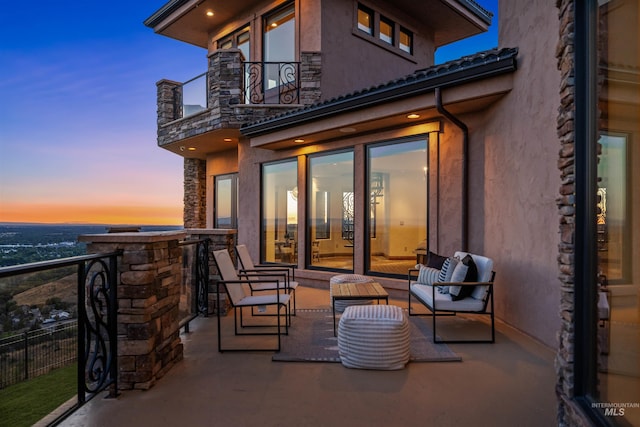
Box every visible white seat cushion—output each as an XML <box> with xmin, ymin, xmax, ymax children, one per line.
<box><xmin>410</xmin><ymin>283</ymin><xmax>485</xmax><ymax>312</ymax></box>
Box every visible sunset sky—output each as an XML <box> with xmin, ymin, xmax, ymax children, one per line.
<box><xmin>0</xmin><ymin>1</ymin><xmax>497</xmax><ymax>226</ymax></box>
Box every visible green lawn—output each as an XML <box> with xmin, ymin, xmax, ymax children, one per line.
<box><xmin>0</xmin><ymin>364</ymin><xmax>77</xmax><ymax>427</ymax></box>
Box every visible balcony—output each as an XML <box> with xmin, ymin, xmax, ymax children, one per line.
<box><xmin>1</xmin><ymin>229</ymin><xmax>557</xmax><ymax>426</ymax></box>
<box><xmin>156</xmin><ymin>50</ymin><xmax>321</xmax><ymax>158</ymax></box>
<box><xmin>55</xmin><ymin>289</ymin><xmax>555</xmax><ymax>427</ymax></box>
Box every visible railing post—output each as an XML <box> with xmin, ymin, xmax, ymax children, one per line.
<box><xmin>23</xmin><ymin>331</ymin><xmax>28</xmax><ymax>381</ymax></box>
<box><xmin>76</xmin><ymin>261</ymin><xmax>87</xmax><ymax>404</ymax></box>
<box><xmin>108</xmin><ymin>254</ymin><xmax>118</xmax><ymax>397</ymax></box>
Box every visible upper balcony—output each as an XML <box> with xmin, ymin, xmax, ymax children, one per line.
<box><xmin>144</xmin><ymin>0</ymin><xmax>491</xmax><ymax>50</ymax></box>
<box><xmin>155</xmin><ymin>49</ymin><xmax>321</xmax><ymax>158</ymax></box>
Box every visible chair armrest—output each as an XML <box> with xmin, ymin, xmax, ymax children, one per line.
<box><xmin>256</xmin><ymin>262</ymin><xmax>296</xmax><ymax>269</ymax></box>
<box><xmin>436</xmin><ymin>281</ymin><xmax>494</xmax><ymax>287</ymax></box>
<box><xmin>253</xmin><ymin>263</ymin><xmax>296</xmax><ymax>279</ymax></box>
<box><xmin>408</xmin><ymin>268</ymin><xmax>419</xmax><ymax>290</ymax></box>
<box><xmin>240</xmin><ymin>268</ymin><xmax>289</xmax><ymax>283</ymax></box>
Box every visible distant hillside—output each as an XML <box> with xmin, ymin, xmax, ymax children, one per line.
<box><xmin>13</xmin><ymin>274</ymin><xmax>78</xmax><ymax>307</ymax></box>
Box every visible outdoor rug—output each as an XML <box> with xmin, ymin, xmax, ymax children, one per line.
<box><xmin>272</xmin><ymin>309</ymin><xmax>461</xmax><ymax>363</ymax></box>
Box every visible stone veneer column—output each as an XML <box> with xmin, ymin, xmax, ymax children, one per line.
<box><xmin>300</xmin><ymin>52</ymin><xmax>322</xmax><ymax>106</ymax></box>
<box><xmin>79</xmin><ymin>231</ymin><xmax>187</xmax><ymax>391</ymax></box>
<box><xmin>555</xmin><ymin>1</ymin><xmax>592</xmax><ymax>425</ymax></box>
<box><xmin>156</xmin><ymin>79</ymin><xmax>180</xmax><ymax>126</ymax></box>
<box><xmin>208</xmin><ymin>49</ymin><xmax>244</xmax><ymax>127</ymax></box>
<box><xmin>184</xmin><ymin>158</ymin><xmax>207</xmax><ymax>229</ymax></box>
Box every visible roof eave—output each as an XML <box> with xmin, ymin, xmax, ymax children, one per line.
<box><xmin>241</xmin><ymin>49</ymin><xmax>518</xmax><ymax>138</ymax></box>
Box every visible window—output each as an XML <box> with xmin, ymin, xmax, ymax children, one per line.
<box><xmin>264</xmin><ymin>3</ymin><xmax>295</xmax><ymax>63</ymax></box>
<box><xmin>354</xmin><ymin>4</ymin><xmax>413</xmax><ymax>56</ymax></box>
<box><xmin>262</xmin><ymin>160</ymin><xmax>298</xmax><ymax>263</ymax></box>
<box><xmin>379</xmin><ymin>16</ymin><xmax>394</xmax><ymax>45</ymax></box>
<box><xmin>357</xmin><ymin>5</ymin><xmax>373</xmax><ymax>35</ymax></box>
<box><xmin>219</xmin><ymin>26</ymin><xmax>251</xmax><ymax>60</ymax></box>
<box><xmin>400</xmin><ymin>27</ymin><xmax>413</xmax><ymax>54</ymax></box>
<box><xmin>573</xmin><ymin>1</ymin><xmax>639</xmax><ymax>424</ymax></box>
<box><xmin>315</xmin><ymin>191</ymin><xmax>330</xmax><ymax>239</ymax></box>
<box><xmin>263</xmin><ymin>3</ymin><xmax>296</xmax><ymax>94</ymax></box>
<box><xmin>367</xmin><ymin>139</ymin><xmax>427</xmax><ymax>277</ymax></box>
<box><xmin>214</xmin><ymin>174</ymin><xmax>238</xmax><ymax>228</ymax></box>
<box><xmin>308</xmin><ymin>151</ymin><xmax>354</xmax><ymax>270</ymax></box>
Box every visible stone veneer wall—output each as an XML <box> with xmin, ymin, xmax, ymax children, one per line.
<box><xmin>555</xmin><ymin>1</ymin><xmax>592</xmax><ymax>425</ymax></box>
<box><xmin>300</xmin><ymin>51</ymin><xmax>322</xmax><ymax>105</ymax></box>
<box><xmin>79</xmin><ymin>229</ymin><xmax>237</xmax><ymax>391</ymax></box>
<box><xmin>80</xmin><ymin>231</ymin><xmax>187</xmax><ymax>390</ymax></box>
<box><xmin>158</xmin><ymin>50</ymin><xmax>324</xmax><ymax>230</ymax></box>
<box><xmin>184</xmin><ymin>158</ymin><xmax>207</xmax><ymax>229</ymax></box>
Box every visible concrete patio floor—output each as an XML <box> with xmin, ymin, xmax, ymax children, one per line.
<box><xmin>57</xmin><ymin>286</ymin><xmax>557</xmax><ymax>427</ymax></box>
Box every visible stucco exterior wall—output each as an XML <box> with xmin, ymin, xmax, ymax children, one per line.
<box><xmin>320</xmin><ymin>0</ymin><xmax>434</xmax><ymax>100</ymax></box>
<box><xmin>482</xmin><ymin>0</ymin><xmax>562</xmax><ymax>348</ymax></box>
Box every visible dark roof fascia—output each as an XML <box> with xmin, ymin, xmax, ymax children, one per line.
<box><xmin>143</xmin><ymin>0</ymin><xmax>190</xmax><ymax>28</ymax></box>
<box><xmin>460</xmin><ymin>0</ymin><xmax>493</xmax><ymax>26</ymax></box>
<box><xmin>241</xmin><ymin>48</ymin><xmax>518</xmax><ymax>138</ymax></box>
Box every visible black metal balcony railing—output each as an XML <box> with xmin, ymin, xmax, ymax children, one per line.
<box><xmin>173</xmin><ymin>72</ymin><xmax>208</xmax><ymax>119</ymax></box>
<box><xmin>0</xmin><ymin>252</ymin><xmax>120</xmax><ymax>413</ymax></box>
<box><xmin>0</xmin><ymin>236</ymin><xmax>213</xmax><ymax>424</ymax></box>
<box><xmin>178</xmin><ymin>238</ymin><xmax>210</xmax><ymax>332</ymax></box>
<box><xmin>244</xmin><ymin>62</ymin><xmax>300</xmax><ymax>105</ymax></box>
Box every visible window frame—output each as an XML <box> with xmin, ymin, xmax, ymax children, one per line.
<box><xmin>353</xmin><ymin>2</ymin><xmax>415</xmax><ymax>59</ymax></box>
<box><xmin>213</xmin><ymin>173</ymin><xmax>238</xmax><ymax>229</ymax></box>
<box><xmin>217</xmin><ymin>25</ymin><xmax>251</xmax><ymax>60</ymax></box>
<box><xmin>573</xmin><ymin>1</ymin><xmax>611</xmax><ymax>425</ymax></box>
<box><xmin>379</xmin><ymin>15</ymin><xmax>394</xmax><ymax>45</ymax></box>
<box><xmin>260</xmin><ymin>158</ymin><xmax>299</xmax><ymax>264</ymax></box>
<box><xmin>307</xmin><ymin>149</ymin><xmax>355</xmax><ymax>271</ymax></box>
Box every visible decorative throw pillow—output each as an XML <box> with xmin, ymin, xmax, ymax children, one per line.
<box><xmin>417</xmin><ymin>265</ymin><xmax>440</xmax><ymax>286</ymax></box>
<box><xmin>436</xmin><ymin>257</ymin><xmax>458</xmax><ymax>294</ymax></box>
<box><xmin>449</xmin><ymin>254</ymin><xmax>479</xmax><ymax>301</ymax></box>
<box><xmin>426</xmin><ymin>251</ymin><xmax>448</xmax><ymax>270</ymax></box>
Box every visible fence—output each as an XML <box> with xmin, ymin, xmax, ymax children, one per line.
<box><xmin>0</xmin><ymin>251</ymin><xmax>120</xmax><ymax>421</ymax></box>
<box><xmin>0</xmin><ymin>321</ymin><xmax>77</xmax><ymax>389</ymax></box>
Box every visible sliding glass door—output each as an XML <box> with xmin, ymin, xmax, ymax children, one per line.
<box><xmin>367</xmin><ymin>139</ymin><xmax>427</xmax><ymax>276</ymax></box>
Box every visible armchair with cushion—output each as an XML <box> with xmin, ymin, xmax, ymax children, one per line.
<box><xmin>212</xmin><ymin>249</ymin><xmax>291</xmax><ymax>352</ymax></box>
<box><xmin>236</xmin><ymin>244</ymin><xmax>298</xmax><ymax>315</ymax></box>
<box><xmin>408</xmin><ymin>251</ymin><xmax>496</xmax><ymax>343</ymax></box>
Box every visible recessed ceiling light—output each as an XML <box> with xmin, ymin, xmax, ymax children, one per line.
<box><xmin>206</xmin><ymin>10</ymin><xmax>214</xmax><ymax>17</ymax></box>
<box><xmin>339</xmin><ymin>127</ymin><xmax>357</xmax><ymax>133</ymax></box>
<box><xmin>407</xmin><ymin>113</ymin><xmax>420</xmax><ymax>119</ymax></box>
<box><xmin>294</xmin><ymin>138</ymin><xmax>305</xmax><ymax>143</ymax></box>
<box><xmin>223</xmin><ymin>138</ymin><xmax>233</xmax><ymax>142</ymax></box>
<box><xmin>188</xmin><ymin>147</ymin><xmax>196</xmax><ymax>151</ymax></box>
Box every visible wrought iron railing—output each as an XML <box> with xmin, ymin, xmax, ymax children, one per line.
<box><xmin>178</xmin><ymin>238</ymin><xmax>210</xmax><ymax>332</ymax></box>
<box><xmin>243</xmin><ymin>62</ymin><xmax>300</xmax><ymax>105</ymax></box>
<box><xmin>173</xmin><ymin>72</ymin><xmax>208</xmax><ymax>119</ymax></box>
<box><xmin>0</xmin><ymin>251</ymin><xmax>120</xmax><ymax>417</ymax></box>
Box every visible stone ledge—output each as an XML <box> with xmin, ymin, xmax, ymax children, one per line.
<box><xmin>78</xmin><ymin>231</ymin><xmax>187</xmax><ymax>244</ymax></box>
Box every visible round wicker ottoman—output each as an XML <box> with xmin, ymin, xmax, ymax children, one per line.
<box><xmin>330</xmin><ymin>274</ymin><xmax>374</xmax><ymax>312</ymax></box>
<box><xmin>338</xmin><ymin>305</ymin><xmax>410</xmax><ymax>370</ymax></box>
